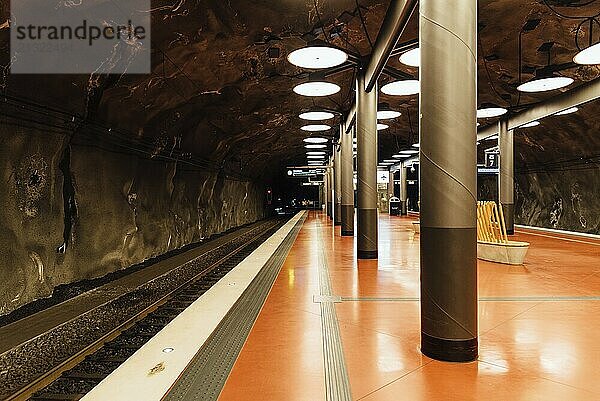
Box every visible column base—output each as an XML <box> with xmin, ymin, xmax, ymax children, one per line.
<box><xmin>341</xmin><ymin>205</ymin><xmax>354</xmax><ymax>235</ymax></box>
<box><xmin>501</xmin><ymin>203</ymin><xmax>515</xmax><ymax>235</ymax></box>
<box><xmin>335</xmin><ymin>203</ymin><xmax>342</xmax><ymax>225</ymax></box>
<box><xmin>357</xmin><ymin>250</ymin><xmax>378</xmax><ymax>259</ymax></box>
<box><xmin>357</xmin><ymin>208</ymin><xmax>378</xmax><ymax>260</ymax></box>
<box><xmin>421</xmin><ymin>333</ymin><xmax>478</xmax><ymax>362</ymax></box>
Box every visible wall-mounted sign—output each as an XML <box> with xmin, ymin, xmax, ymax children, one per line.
<box><xmin>485</xmin><ymin>152</ymin><xmax>499</xmax><ymax>168</ymax></box>
<box><xmin>377</xmin><ymin>171</ymin><xmax>389</xmax><ymax>184</ymax></box>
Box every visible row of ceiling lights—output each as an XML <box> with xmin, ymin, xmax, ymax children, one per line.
<box><xmin>288</xmin><ymin>45</ymin><xmax>411</xmax><ymax>167</ymax></box>
<box><xmin>288</xmin><ymin>32</ymin><xmax>598</xmax><ymax>168</ymax></box>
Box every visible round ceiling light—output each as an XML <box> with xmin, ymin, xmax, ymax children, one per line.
<box><xmin>288</xmin><ymin>46</ymin><xmax>348</xmax><ymax>69</ymax></box>
<box><xmin>293</xmin><ymin>82</ymin><xmax>341</xmax><ymax>97</ymax></box>
<box><xmin>303</xmin><ymin>137</ymin><xmax>328</xmax><ymax>144</ymax></box>
<box><xmin>555</xmin><ymin>107</ymin><xmax>578</xmax><ymax>116</ymax></box>
<box><xmin>307</xmin><ymin>155</ymin><xmax>326</xmax><ymax>159</ymax></box>
<box><xmin>301</xmin><ymin>124</ymin><xmax>331</xmax><ymax>132</ymax></box>
<box><xmin>384</xmin><ymin>159</ymin><xmax>397</xmax><ymax>163</ymax></box>
<box><xmin>399</xmin><ymin>149</ymin><xmax>419</xmax><ymax>154</ymax></box>
<box><xmin>305</xmin><ymin>144</ymin><xmax>327</xmax><ymax>149</ymax></box>
<box><xmin>306</xmin><ymin>151</ymin><xmax>326</xmax><ymax>155</ymax></box>
<box><xmin>573</xmin><ymin>42</ymin><xmax>600</xmax><ymax>65</ymax></box>
<box><xmin>381</xmin><ymin>80</ymin><xmax>420</xmax><ymax>96</ymax></box>
<box><xmin>399</xmin><ymin>47</ymin><xmax>420</xmax><ymax>67</ymax></box>
<box><xmin>412</xmin><ymin>143</ymin><xmax>420</xmax><ymax>148</ymax></box>
<box><xmin>393</xmin><ymin>154</ymin><xmax>410</xmax><ymax>158</ymax></box>
<box><xmin>377</xmin><ymin>110</ymin><xmax>401</xmax><ymax>120</ymax></box>
<box><xmin>517</xmin><ymin>76</ymin><xmax>573</xmax><ymax>92</ymax></box>
<box><xmin>520</xmin><ymin>120</ymin><xmax>540</xmax><ymax>128</ymax></box>
<box><xmin>299</xmin><ymin>111</ymin><xmax>335</xmax><ymax>120</ymax></box>
<box><xmin>377</xmin><ymin>123</ymin><xmax>389</xmax><ymax>130</ymax></box>
<box><xmin>477</xmin><ymin>107</ymin><xmax>508</xmax><ymax>118</ymax></box>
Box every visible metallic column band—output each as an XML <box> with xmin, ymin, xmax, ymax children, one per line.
<box><xmin>400</xmin><ymin>166</ymin><xmax>408</xmax><ymax>215</ymax></box>
<box><xmin>499</xmin><ymin>119</ymin><xmax>515</xmax><ymax>234</ymax></box>
<box><xmin>356</xmin><ymin>73</ymin><xmax>378</xmax><ymax>259</ymax></box>
<box><xmin>340</xmin><ymin>123</ymin><xmax>355</xmax><ymax>236</ymax></box>
<box><xmin>334</xmin><ymin>145</ymin><xmax>342</xmax><ymax>226</ymax></box>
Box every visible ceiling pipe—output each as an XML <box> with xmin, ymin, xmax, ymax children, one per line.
<box><xmin>343</xmin><ymin>3</ymin><xmax>418</xmax><ymax>131</ymax></box>
<box><xmin>478</xmin><ymin>77</ymin><xmax>600</xmax><ymax>140</ymax></box>
<box><xmin>364</xmin><ymin>0</ymin><xmax>418</xmax><ymax>93</ymax></box>
<box><xmin>390</xmin><ymin>38</ymin><xmax>419</xmax><ymax>58</ymax></box>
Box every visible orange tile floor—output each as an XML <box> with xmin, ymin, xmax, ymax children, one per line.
<box><xmin>218</xmin><ymin>212</ymin><xmax>600</xmax><ymax>401</ymax></box>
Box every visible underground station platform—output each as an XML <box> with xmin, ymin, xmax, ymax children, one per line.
<box><xmin>3</xmin><ymin>211</ymin><xmax>598</xmax><ymax>401</ymax></box>
<box><xmin>2</xmin><ymin>0</ymin><xmax>600</xmax><ymax>400</ymax></box>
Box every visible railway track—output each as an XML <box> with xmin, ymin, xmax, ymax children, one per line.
<box><xmin>0</xmin><ymin>217</ymin><xmax>288</xmax><ymax>401</ymax></box>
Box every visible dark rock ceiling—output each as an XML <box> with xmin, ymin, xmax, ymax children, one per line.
<box><xmin>1</xmin><ymin>0</ymin><xmax>599</xmax><ymax>181</ymax></box>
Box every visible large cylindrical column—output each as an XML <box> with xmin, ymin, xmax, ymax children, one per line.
<box><xmin>334</xmin><ymin>144</ymin><xmax>342</xmax><ymax>226</ymax></box>
<box><xmin>419</xmin><ymin>0</ymin><xmax>478</xmax><ymax>362</ymax></box>
<box><xmin>341</xmin><ymin>123</ymin><xmax>355</xmax><ymax>235</ymax></box>
<box><xmin>356</xmin><ymin>73</ymin><xmax>378</xmax><ymax>259</ymax></box>
<box><xmin>400</xmin><ymin>166</ymin><xmax>408</xmax><ymax>215</ymax></box>
<box><xmin>499</xmin><ymin>119</ymin><xmax>515</xmax><ymax>235</ymax></box>
<box><xmin>326</xmin><ymin>157</ymin><xmax>333</xmax><ymax>219</ymax></box>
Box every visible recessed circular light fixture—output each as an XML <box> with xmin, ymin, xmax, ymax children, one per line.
<box><xmin>399</xmin><ymin>149</ymin><xmax>419</xmax><ymax>154</ymax></box>
<box><xmin>412</xmin><ymin>143</ymin><xmax>420</xmax><ymax>148</ymax></box>
<box><xmin>477</xmin><ymin>107</ymin><xmax>508</xmax><ymax>118</ymax></box>
<box><xmin>162</xmin><ymin>347</ymin><xmax>175</xmax><ymax>353</ymax></box>
<box><xmin>377</xmin><ymin>123</ymin><xmax>389</xmax><ymax>130</ymax></box>
<box><xmin>381</xmin><ymin>80</ymin><xmax>420</xmax><ymax>96</ymax></box>
<box><xmin>517</xmin><ymin>76</ymin><xmax>573</xmax><ymax>93</ymax></box>
<box><xmin>520</xmin><ymin>120</ymin><xmax>540</xmax><ymax>128</ymax></box>
<box><xmin>307</xmin><ymin>155</ymin><xmax>326</xmax><ymax>159</ymax></box>
<box><xmin>399</xmin><ymin>47</ymin><xmax>420</xmax><ymax>67</ymax></box>
<box><xmin>573</xmin><ymin>42</ymin><xmax>600</xmax><ymax>65</ymax></box>
<box><xmin>301</xmin><ymin>124</ymin><xmax>331</xmax><ymax>132</ymax></box>
<box><xmin>303</xmin><ymin>137</ymin><xmax>328</xmax><ymax>144</ymax></box>
<box><xmin>377</xmin><ymin>110</ymin><xmax>401</xmax><ymax>120</ymax></box>
<box><xmin>305</xmin><ymin>144</ymin><xmax>327</xmax><ymax>149</ymax></box>
<box><xmin>288</xmin><ymin>46</ymin><xmax>348</xmax><ymax>69</ymax></box>
<box><xmin>392</xmin><ymin>154</ymin><xmax>409</xmax><ymax>158</ymax></box>
<box><xmin>555</xmin><ymin>107</ymin><xmax>578</xmax><ymax>116</ymax></box>
<box><xmin>384</xmin><ymin>159</ymin><xmax>397</xmax><ymax>163</ymax></box>
<box><xmin>306</xmin><ymin>151</ymin><xmax>326</xmax><ymax>155</ymax></box>
<box><xmin>293</xmin><ymin>82</ymin><xmax>341</xmax><ymax>97</ymax></box>
<box><xmin>299</xmin><ymin>111</ymin><xmax>335</xmax><ymax>121</ymax></box>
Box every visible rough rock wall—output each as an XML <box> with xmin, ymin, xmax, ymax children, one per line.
<box><xmin>514</xmin><ymin>169</ymin><xmax>600</xmax><ymax>234</ymax></box>
<box><xmin>0</xmin><ymin>124</ymin><xmax>265</xmax><ymax>316</ymax></box>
